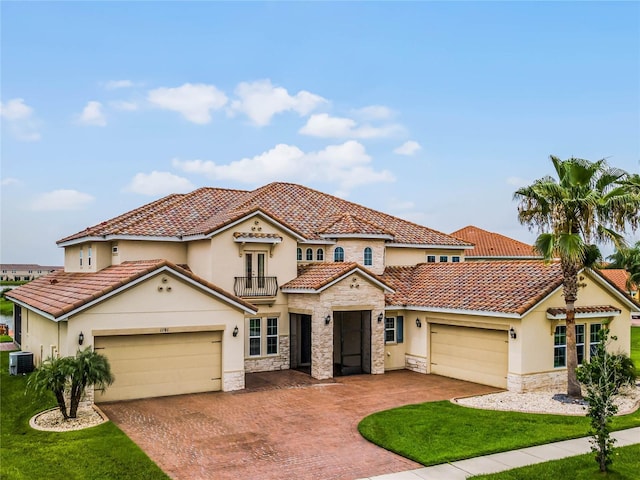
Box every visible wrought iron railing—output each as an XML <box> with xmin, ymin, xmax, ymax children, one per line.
<box><xmin>233</xmin><ymin>276</ymin><xmax>278</xmax><ymax>297</ymax></box>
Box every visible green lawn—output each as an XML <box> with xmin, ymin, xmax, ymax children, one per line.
<box><xmin>359</xmin><ymin>326</ymin><xmax>640</xmax><ymax>467</ymax></box>
<box><xmin>0</xmin><ymin>334</ymin><xmax>13</xmax><ymax>343</ymax></box>
<box><xmin>0</xmin><ymin>351</ymin><xmax>169</xmax><ymax>480</ymax></box>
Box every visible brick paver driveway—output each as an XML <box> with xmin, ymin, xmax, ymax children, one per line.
<box><xmin>99</xmin><ymin>370</ymin><xmax>498</xmax><ymax>480</ymax></box>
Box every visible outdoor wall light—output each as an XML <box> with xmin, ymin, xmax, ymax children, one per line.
<box><xmin>509</xmin><ymin>327</ymin><xmax>517</xmax><ymax>339</ymax></box>
<box><xmin>78</xmin><ymin>331</ymin><xmax>84</xmax><ymax>345</ymax></box>
<box><xmin>325</xmin><ymin>315</ymin><xmax>331</xmax><ymax>325</ymax></box>
<box><xmin>377</xmin><ymin>313</ymin><xmax>384</xmax><ymax>323</ymax></box>
<box><xmin>415</xmin><ymin>318</ymin><xmax>422</xmax><ymax>328</ymax></box>
<box><xmin>233</xmin><ymin>326</ymin><xmax>239</xmax><ymax>337</ymax></box>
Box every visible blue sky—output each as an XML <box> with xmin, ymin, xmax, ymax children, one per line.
<box><xmin>1</xmin><ymin>1</ymin><xmax>638</xmax><ymax>265</ymax></box>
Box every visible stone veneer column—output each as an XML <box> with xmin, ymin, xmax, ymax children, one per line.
<box><xmin>224</xmin><ymin>371</ymin><xmax>245</xmax><ymax>391</ymax></box>
<box><xmin>311</xmin><ymin>309</ymin><xmax>334</xmax><ymax>380</ymax></box>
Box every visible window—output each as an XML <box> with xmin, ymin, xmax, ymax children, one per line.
<box><xmin>439</xmin><ymin>255</ymin><xmax>448</xmax><ymax>262</ymax></box>
<box><xmin>79</xmin><ymin>249</ymin><xmax>83</xmax><ymax>267</ymax></box>
<box><xmin>384</xmin><ymin>316</ymin><xmax>404</xmax><ymax>344</ymax></box>
<box><xmin>554</xmin><ymin>325</ymin><xmax>566</xmax><ymax>367</ymax></box>
<box><xmin>316</xmin><ymin>248</ymin><xmax>324</xmax><ymax>261</ymax></box>
<box><xmin>306</xmin><ymin>248</ymin><xmax>313</xmax><ymax>261</ymax></box>
<box><xmin>590</xmin><ymin>324</ymin><xmax>602</xmax><ymax>357</ymax></box>
<box><xmin>88</xmin><ymin>246</ymin><xmax>92</xmax><ymax>266</ymax></box>
<box><xmin>267</xmin><ymin>318</ymin><xmax>278</xmax><ymax>355</ymax></box>
<box><xmin>296</xmin><ymin>248</ymin><xmax>302</xmax><ymax>261</ymax></box>
<box><xmin>576</xmin><ymin>324</ymin><xmax>585</xmax><ymax>365</ymax></box>
<box><xmin>363</xmin><ymin>247</ymin><xmax>373</xmax><ymax>266</ymax></box>
<box><xmin>112</xmin><ymin>245</ymin><xmax>119</xmax><ymax>255</ymax></box>
<box><xmin>427</xmin><ymin>255</ymin><xmax>436</xmax><ymax>263</ymax></box>
<box><xmin>249</xmin><ymin>318</ymin><xmax>261</xmax><ymax>356</ymax></box>
<box><xmin>334</xmin><ymin>247</ymin><xmax>344</xmax><ymax>262</ymax></box>
<box><xmin>452</xmin><ymin>256</ymin><xmax>460</xmax><ymax>263</ymax></box>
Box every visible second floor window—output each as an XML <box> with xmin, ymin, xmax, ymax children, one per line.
<box><xmin>334</xmin><ymin>247</ymin><xmax>344</xmax><ymax>262</ymax></box>
<box><xmin>363</xmin><ymin>247</ymin><xmax>373</xmax><ymax>266</ymax></box>
<box><xmin>296</xmin><ymin>248</ymin><xmax>302</xmax><ymax>261</ymax></box>
<box><xmin>316</xmin><ymin>248</ymin><xmax>324</xmax><ymax>261</ymax></box>
<box><xmin>427</xmin><ymin>255</ymin><xmax>436</xmax><ymax>263</ymax></box>
<box><xmin>440</xmin><ymin>255</ymin><xmax>448</xmax><ymax>262</ymax></box>
<box><xmin>88</xmin><ymin>247</ymin><xmax>92</xmax><ymax>266</ymax></box>
<box><xmin>452</xmin><ymin>256</ymin><xmax>460</xmax><ymax>263</ymax></box>
<box><xmin>79</xmin><ymin>249</ymin><xmax>83</xmax><ymax>267</ymax></box>
<box><xmin>306</xmin><ymin>248</ymin><xmax>313</xmax><ymax>261</ymax></box>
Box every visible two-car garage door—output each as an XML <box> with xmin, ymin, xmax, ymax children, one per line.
<box><xmin>430</xmin><ymin>324</ymin><xmax>508</xmax><ymax>389</ymax></box>
<box><xmin>95</xmin><ymin>331</ymin><xmax>222</xmax><ymax>402</ymax></box>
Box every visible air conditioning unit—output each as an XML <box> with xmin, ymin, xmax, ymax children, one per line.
<box><xmin>9</xmin><ymin>351</ymin><xmax>34</xmax><ymax>375</ymax></box>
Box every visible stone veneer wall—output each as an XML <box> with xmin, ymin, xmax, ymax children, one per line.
<box><xmin>331</xmin><ymin>239</ymin><xmax>386</xmax><ymax>275</ymax></box>
<box><xmin>405</xmin><ymin>354</ymin><xmax>427</xmax><ymax>374</ymax></box>
<box><xmin>244</xmin><ymin>336</ymin><xmax>290</xmax><ymax>373</ymax></box>
<box><xmin>224</xmin><ymin>370</ymin><xmax>245</xmax><ymax>391</ymax></box>
<box><xmin>507</xmin><ymin>371</ymin><xmax>567</xmax><ymax>393</ymax></box>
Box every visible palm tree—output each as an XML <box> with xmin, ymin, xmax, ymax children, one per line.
<box><xmin>514</xmin><ymin>156</ymin><xmax>640</xmax><ymax>397</ymax></box>
<box><xmin>68</xmin><ymin>347</ymin><xmax>114</xmax><ymax>418</ymax></box>
<box><xmin>27</xmin><ymin>356</ymin><xmax>73</xmax><ymax>419</ymax></box>
<box><xmin>607</xmin><ymin>241</ymin><xmax>640</xmax><ymax>292</ymax></box>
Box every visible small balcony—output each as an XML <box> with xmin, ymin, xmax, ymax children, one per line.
<box><xmin>234</xmin><ymin>276</ymin><xmax>278</xmax><ymax>298</ymax></box>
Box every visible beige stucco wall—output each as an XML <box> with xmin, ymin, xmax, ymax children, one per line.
<box><xmin>20</xmin><ymin>310</ymin><xmax>61</xmax><ymax>365</ymax></box>
<box><xmin>187</xmin><ymin>239</ymin><xmax>213</xmax><ymax>281</ymax></box>
<box><xmin>383</xmin><ymin>310</ymin><xmax>428</xmax><ymax>371</ymax></box>
<box><xmin>111</xmin><ymin>240</ymin><xmax>187</xmax><ymax>266</ymax></box>
<box><xmin>287</xmin><ymin>274</ymin><xmax>386</xmax><ymax>379</ymax></box>
<box><xmin>385</xmin><ymin>247</ymin><xmax>466</xmax><ymax>266</ymax></box>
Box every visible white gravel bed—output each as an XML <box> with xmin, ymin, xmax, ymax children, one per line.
<box><xmin>30</xmin><ymin>405</ymin><xmax>108</xmax><ymax>432</ymax></box>
<box><xmin>455</xmin><ymin>385</ymin><xmax>640</xmax><ymax>416</ymax></box>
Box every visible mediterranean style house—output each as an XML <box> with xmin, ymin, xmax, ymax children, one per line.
<box><xmin>1</xmin><ymin>264</ymin><xmax>62</xmax><ymax>282</ymax></box>
<box><xmin>7</xmin><ymin>182</ymin><xmax>639</xmax><ymax>402</ymax></box>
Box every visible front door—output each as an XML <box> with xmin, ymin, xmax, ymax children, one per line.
<box><xmin>290</xmin><ymin>313</ymin><xmax>312</xmax><ymax>373</ymax></box>
<box><xmin>245</xmin><ymin>252</ymin><xmax>266</xmax><ymax>289</ymax></box>
<box><xmin>334</xmin><ymin>311</ymin><xmax>371</xmax><ymax>376</ymax></box>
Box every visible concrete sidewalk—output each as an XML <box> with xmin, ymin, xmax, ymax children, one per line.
<box><xmin>358</xmin><ymin>427</ymin><xmax>640</xmax><ymax>480</ymax></box>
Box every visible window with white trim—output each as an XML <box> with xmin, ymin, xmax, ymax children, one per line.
<box><xmin>589</xmin><ymin>324</ymin><xmax>602</xmax><ymax>357</ymax></box>
<box><xmin>316</xmin><ymin>248</ymin><xmax>324</xmax><ymax>261</ymax></box>
<box><xmin>576</xmin><ymin>324</ymin><xmax>585</xmax><ymax>365</ymax></box>
<box><xmin>79</xmin><ymin>248</ymin><xmax>83</xmax><ymax>267</ymax></box>
<box><xmin>426</xmin><ymin>255</ymin><xmax>436</xmax><ymax>263</ymax></box>
<box><xmin>554</xmin><ymin>323</ymin><xmax>602</xmax><ymax>368</ymax></box>
<box><xmin>439</xmin><ymin>255</ymin><xmax>448</xmax><ymax>262</ymax></box>
<box><xmin>88</xmin><ymin>246</ymin><xmax>92</xmax><ymax>266</ymax></box>
<box><xmin>554</xmin><ymin>325</ymin><xmax>566</xmax><ymax>367</ymax></box>
<box><xmin>267</xmin><ymin>317</ymin><xmax>278</xmax><ymax>355</ymax></box>
<box><xmin>296</xmin><ymin>248</ymin><xmax>302</xmax><ymax>261</ymax></box>
<box><xmin>452</xmin><ymin>256</ymin><xmax>460</xmax><ymax>263</ymax></box>
<box><xmin>363</xmin><ymin>247</ymin><xmax>373</xmax><ymax>266</ymax></box>
<box><xmin>306</xmin><ymin>248</ymin><xmax>313</xmax><ymax>261</ymax></box>
<box><xmin>249</xmin><ymin>318</ymin><xmax>261</xmax><ymax>356</ymax></box>
<box><xmin>334</xmin><ymin>247</ymin><xmax>344</xmax><ymax>262</ymax></box>
<box><xmin>384</xmin><ymin>316</ymin><xmax>404</xmax><ymax>344</ymax></box>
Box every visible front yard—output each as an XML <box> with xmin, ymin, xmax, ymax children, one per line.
<box><xmin>0</xmin><ymin>350</ymin><xmax>168</xmax><ymax>480</ymax></box>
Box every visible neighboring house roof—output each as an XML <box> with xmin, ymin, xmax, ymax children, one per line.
<box><xmin>383</xmin><ymin>260</ymin><xmax>564</xmax><ymax>316</ymax></box>
<box><xmin>0</xmin><ymin>264</ymin><xmax>62</xmax><ymax>271</ymax></box>
<box><xmin>6</xmin><ymin>259</ymin><xmax>257</xmax><ymax>320</ymax></box>
<box><xmin>450</xmin><ymin>225</ymin><xmax>539</xmax><ymax>258</ymax></box>
<box><xmin>598</xmin><ymin>269</ymin><xmax>637</xmax><ymax>293</ymax></box>
<box><xmin>281</xmin><ymin>262</ymin><xmax>394</xmax><ymax>293</ymax></box>
<box><xmin>58</xmin><ymin>182</ymin><xmax>471</xmax><ymax>248</ymax></box>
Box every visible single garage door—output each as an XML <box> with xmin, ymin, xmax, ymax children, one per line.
<box><xmin>430</xmin><ymin>324</ymin><xmax>507</xmax><ymax>388</ymax></box>
<box><xmin>95</xmin><ymin>331</ymin><xmax>222</xmax><ymax>402</ymax></box>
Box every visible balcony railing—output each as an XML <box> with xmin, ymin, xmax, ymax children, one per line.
<box><xmin>234</xmin><ymin>276</ymin><xmax>278</xmax><ymax>298</ymax></box>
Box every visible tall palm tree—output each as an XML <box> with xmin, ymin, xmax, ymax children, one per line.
<box><xmin>514</xmin><ymin>156</ymin><xmax>640</xmax><ymax>397</ymax></box>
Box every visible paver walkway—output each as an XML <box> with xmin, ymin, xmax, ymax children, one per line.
<box><xmin>358</xmin><ymin>427</ymin><xmax>640</xmax><ymax>479</ymax></box>
<box><xmin>99</xmin><ymin>370</ymin><xmax>498</xmax><ymax>480</ymax></box>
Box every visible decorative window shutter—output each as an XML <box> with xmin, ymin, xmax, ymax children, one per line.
<box><xmin>397</xmin><ymin>316</ymin><xmax>404</xmax><ymax>343</ymax></box>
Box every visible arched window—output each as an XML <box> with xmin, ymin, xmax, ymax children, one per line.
<box><xmin>316</xmin><ymin>248</ymin><xmax>324</xmax><ymax>261</ymax></box>
<box><xmin>334</xmin><ymin>247</ymin><xmax>344</xmax><ymax>262</ymax></box>
<box><xmin>296</xmin><ymin>248</ymin><xmax>302</xmax><ymax>261</ymax></box>
<box><xmin>306</xmin><ymin>248</ymin><xmax>313</xmax><ymax>261</ymax></box>
<box><xmin>363</xmin><ymin>247</ymin><xmax>373</xmax><ymax>266</ymax></box>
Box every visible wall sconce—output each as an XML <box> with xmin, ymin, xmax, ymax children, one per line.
<box><xmin>233</xmin><ymin>325</ymin><xmax>239</xmax><ymax>337</ymax></box>
<box><xmin>509</xmin><ymin>327</ymin><xmax>517</xmax><ymax>339</ymax></box>
<box><xmin>78</xmin><ymin>331</ymin><xmax>84</xmax><ymax>345</ymax></box>
<box><xmin>415</xmin><ymin>318</ymin><xmax>422</xmax><ymax>328</ymax></box>
<box><xmin>325</xmin><ymin>315</ymin><xmax>331</xmax><ymax>325</ymax></box>
<box><xmin>377</xmin><ymin>313</ymin><xmax>384</xmax><ymax>323</ymax></box>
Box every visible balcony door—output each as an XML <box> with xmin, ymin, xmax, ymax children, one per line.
<box><xmin>245</xmin><ymin>252</ymin><xmax>266</xmax><ymax>288</ymax></box>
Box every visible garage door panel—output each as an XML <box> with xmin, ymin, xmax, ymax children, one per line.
<box><xmin>95</xmin><ymin>331</ymin><xmax>223</xmax><ymax>402</ymax></box>
<box><xmin>430</xmin><ymin>324</ymin><xmax>508</xmax><ymax>389</ymax></box>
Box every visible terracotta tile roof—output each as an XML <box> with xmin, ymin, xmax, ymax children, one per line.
<box><xmin>317</xmin><ymin>213</ymin><xmax>393</xmax><ymax>237</ymax></box>
<box><xmin>59</xmin><ymin>182</ymin><xmax>470</xmax><ymax>248</ymax></box>
<box><xmin>281</xmin><ymin>262</ymin><xmax>393</xmax><ymax>292</ymax></box>
<box><xmin>5</xmin><ymin>259</ymin><xmax>256</xmax><ymax>319</ymax></box>
<box><xmin>450</xmin><ymin>225</ymin><xmax>538</xmax><ymax>258</ymax></box>
<box><xmin>546</xmin><ymin>305</ymin><xmax>622</xmax><ymax>318</ymax></box>
<box><xmin>598</xmin><ymin>269</ymin><xmax>636</xmax><ymax>292</ymax></box>
<box><xmin>383</xmin><ymin>260</ymin><xmax>563</xmax><ymax>315</ymax></box>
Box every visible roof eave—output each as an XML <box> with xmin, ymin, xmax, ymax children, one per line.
<box><xmin>386</xmin><ymin>243</ymin><xmax>473</xmax><ymax>250</ymax></box>
<box><xmin>57</xmin><ymin>234</ymin><xmax>184</xmax><ymax>247</ymax></box>
<box><xmin>384</xmin><ymin>305</ymin><xmax>522</xmax><ymax>319</ymax></box>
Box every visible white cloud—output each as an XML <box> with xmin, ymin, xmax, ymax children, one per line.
<box><xmin>353</xmin><ymin>105</ymin><xmax>395</xmax><ymax>120</ymax></box>
<box><xmin>173</xmin><ymin>140</ymin><xmax>394</xmax><ymax>193</ymax></box>
<box><xmin>124</xmin><ymin>171</ymin><xmax>195</xmax><ymax>196</ymax></box>
<box><xmin>1</xmin><ymin>177</ymin><xmax>21</xmax><ymax>187</ymax></box>
<box><xmin>110</xmin><ymin>100</ymin><xmax>139</xmax><ymax>111</ymax></box>
<box><xmin>78</xmin><ymin>101</ymin><xmax>107</xmax><ymax>126</ymax></box>
<box><xmin>299</xmin><ymin>113</ymin><xmax>403</xmax><ymax>139</ymax></box>
<box><xmin>148</xmin><ymin>83</ymin><xmax>228</xmax><ymax>124</ymax></box>
<box><xmin>104</xmin><ymin>80</ymin><xmax>136</xmax><ymax>90</ymax></box>
<box><xmin>393</xmin><ymin>140</ymin><xmax>422</xmax><ymax>156</ymax></box>
<box><xmin>30</xmin><ymin>190</ymin><xmax>94</xmax><ymax>211</ymax></box>
<box><xmin>229</xmin><ymin>79</ymin><xmax>327</xmax><ymax>126</ymax></box>
<box><xmin>506</xmin><ymin>176</ymin><xmax>530</xmax><ymax>188</ymax></box>
<box><xmin>0</xmin><ymin>98</ymin><xmax>41</xmax><ymax>141</ymax></box>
